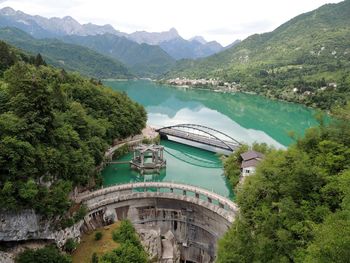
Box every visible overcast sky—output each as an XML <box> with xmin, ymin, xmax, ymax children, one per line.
<box><xmin>0</xmin><ymin>0</ymin><xmax>344</xmax><ymax>45</ymax></box>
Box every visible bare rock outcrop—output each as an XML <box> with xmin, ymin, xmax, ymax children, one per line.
<box><xmin>0</xmin><ymin>209</ymin><xmax>82</xmax><ymax>248</ymax></box>
<box><xmin>135</xmin><ymin>225</ymin><xmax>181</xmax><ymax>263</ymax></box>
<box><xmin>136</xmin><ymin>225</ymin><xmax>162</xmax><ymax>261</ymax></box>
<box><xmin>0</xmin><ymin>251</ymin><xmax>14</xmax><ymax>263</ymax></box>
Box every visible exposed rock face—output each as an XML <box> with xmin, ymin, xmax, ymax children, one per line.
<box><xmin>161</xmin><ymin>230</ymin><xmax>180</xmax><ymax>263</ymax></box>
<box><xmin>129</xmin><ymin>28</ymin><xmax>180</xmax><ymax>45</ymax></box>
<box><xmin>0</xmin><ymin>210</ymin><xmax>82</xmax><ymax>248</ymax></box>
<box><xmin>135</xmin><ymin>225</ymin><xmax>181</xmax><ymax>263</ymax></box>
<box><xmin>135</xmin><ymin>225</ymin><xmax>162</xmax><ymax>261</ymax></box>
<box><xmin>0</xmin><ymin>7</ymin><xmax>124</xmax><ymax>37</ymax></box>
<box><xmin>0</xmin><ymin>251</ymin><xmax>14</xmax><ymax>263</ymax></box>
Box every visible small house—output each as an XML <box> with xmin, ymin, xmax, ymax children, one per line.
<box><xmin>240</xmin><ymin>150</ymin><xmax>264</xmax><ymax>177</ymax></box>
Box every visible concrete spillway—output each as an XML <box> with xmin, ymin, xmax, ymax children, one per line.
<box><xmin>79</xmin><ymin>182</ymin><xmax>238</xmax><ymax>263</ymax></box>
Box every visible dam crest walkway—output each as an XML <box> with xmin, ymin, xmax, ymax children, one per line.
<box><xmin>77</xmin><ymin>182</ymin><xmax>238</xmax><ymax>223</ymax></box>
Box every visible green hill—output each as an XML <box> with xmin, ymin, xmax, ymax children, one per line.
<box><xmin>0</xmin><ymin>39</ymin><xmax>146</xmax><ymax>219</ymax></box>
<box><xmin>167</xmin><ymin>1</ymin><xmax>350</xmax><ymax>110</ymax></box>
<box><xmin>62</xmin><ymin>34</ymin><xmax>175</xmax><ymax>77</ymax></box>
<box><xmin>0</xmin><ymin>27</ymin><xmax>133</xmax><ymax>79</ymax></box>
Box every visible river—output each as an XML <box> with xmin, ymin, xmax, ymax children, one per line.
<box><xmin>101</xmin><ymin>80</ymin><xmax>319</xmax><ymax>198</ymax></box>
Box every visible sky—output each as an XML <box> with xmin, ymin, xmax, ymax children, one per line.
<box><xmin>0</xmin><ymin>0</ymin><xmax>344</xmax><ymax>45</ymax></box>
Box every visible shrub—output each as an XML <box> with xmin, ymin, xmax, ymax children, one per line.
<box><xmin>112</xmin><ymin>220</ymin><xmax>140</xmax><ymax>248</ymax></box>
<box><xmin>95</xmin><ymin>231</ymin><xmax>103</xmax><ymax>241</ymax></box>
<box><xmin>16</xmin><ymin>246</ymin><xmax>71</xmax><ymax>263</ymax></box>
<box><xmin>101</xmin><ymin>242</ymin><xmax>147</xmax><ymax>263</ymax></box>
<box><xmin>74</xmin><ymin>205</ymin><xmax>87</xmax><ymax>222</ymax></box>
<box><xmin>91</xmin><ymin>252</ymin><xmax>99</xmax><ymax>263</ymax></box>
<box><xmin>64</xmin><ymin>238</ymin><xmax>77</xmax><ymax>253</ymax></box>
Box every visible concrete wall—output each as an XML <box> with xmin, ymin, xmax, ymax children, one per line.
<box><xmin>80</xmin><ymin>182</ymin><xmax>238</xmax><ymax>262</ymax></box>
<box><xmin>83</xmin><ymin>196</ymin><xmax>233</xmax><ymax>262</ymax></box>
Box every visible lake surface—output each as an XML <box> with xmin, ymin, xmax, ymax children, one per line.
<box><xmin>101</xmin><ymin>80</ymin><xmax>319</xmax><ymax>197</ymax></box>
<box><xmin>105</xmin><ymin>80</ymin><xmax>319</xmax><ymax>148</ymax></box>
<box><xmin>103</xmin><ymin>140</ymin><xmax>234</xmax><ymax>198</ymax></box>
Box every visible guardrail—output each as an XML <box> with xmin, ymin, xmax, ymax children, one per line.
<box><xmin>78</xmin><ymin>181</ymin><xmax>238</xmax><ymax>213</ymax></box>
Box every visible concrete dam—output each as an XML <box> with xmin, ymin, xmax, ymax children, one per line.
<box><xmin>78</xmin><ymin>182</ymin><xmax>238</xmax><ymax>263</ymax></box>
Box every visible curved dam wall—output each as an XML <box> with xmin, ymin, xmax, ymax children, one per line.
<box><xmin>80</xmin><ymin>183</ymin><xmax>238</xmax><ymax>263</ymax></box>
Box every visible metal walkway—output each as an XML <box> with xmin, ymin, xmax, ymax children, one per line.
<box><xmin>157</xmin><ymin>124</ymin><xmax>241</xmax><ymax>152</ymax></box>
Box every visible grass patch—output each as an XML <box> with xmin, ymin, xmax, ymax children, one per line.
<box><xmin>72</xmin><ymin>222</ymin><xmax>120</xmax><ymax>263</ymax></box>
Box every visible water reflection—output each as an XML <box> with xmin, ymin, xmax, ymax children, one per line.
<box><xmin>102</xmin><ymin>140</ymin><xmax>233</xmax><ymax>198</ymax></box>
<box><xmin>105</xmin><ymin>80</ymin><xmax>318</xmax><ymax>147</ymax></box>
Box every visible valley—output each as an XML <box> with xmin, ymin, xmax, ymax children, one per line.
<box><xmin>0</xmin><ymin>1</ymin><xmax>349</xmax><ymax>263</ymax></box>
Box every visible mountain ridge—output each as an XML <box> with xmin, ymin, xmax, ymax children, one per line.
<box><xmin>0</xmin><ymin>6</ymin><xmax>226</xmax><ymax>60</ymax></box>
<box><xmin>61</xmin><ymin>33</ymin><xmax>175</xmax><ymax>77</ymax></box>
<box><xmin>166</xmin><ymin>1</ymin><xmax>350</xmax><ymax>110</ymax></box>
<box><xmin>0</xmin><ymin>6</ymin><xmax>125</xmax><ymax>37</ymax></box>
<box><xmin>0</xmin><ymin>27</ymin><xmax>132</xmax><ymax>79</ymax></box>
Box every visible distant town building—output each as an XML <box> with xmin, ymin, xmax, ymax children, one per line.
<box><xmin>240</xmin><ymin>150</ymin><xmax>264</xmax><ymax>177</ymax></box>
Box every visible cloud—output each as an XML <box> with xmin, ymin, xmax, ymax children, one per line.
<box><xmin>206</xmin><ymin>20</ymin><xmax>275</xmax><ymax>36</ymax></box>
<box><xmin>0</xmin><ymin>0</ymin><xmax>344</xmax><ymax>46</ymax></box>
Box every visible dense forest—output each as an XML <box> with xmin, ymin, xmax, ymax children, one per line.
<box><xmin>0</xmin><ymin>40</ymin><xmax>147</xmax><ymax>217</ymax></box>
<box><xmin>218</xmin><ymin>111</ymin><xmax>350</xmax><ymax>262</ymax></box>
<box><xmin>167</xmin><ymin>0</ymin><xmax>350</xmax><ymax>111</ymax></box>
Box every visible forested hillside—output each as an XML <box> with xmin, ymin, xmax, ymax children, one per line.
<box><xmin>0</xmin><ymin>27</ymin><xmax>132</xmax><ymax>79</ymax></box>
<box><xmin>61</xmin><ymin>34</ymin><xmax>175</xmax><ymax>77</ymax></box>
<box><xmin>0</xmin><ymin>40</ymin><xmax>146</xmax><ymax>217</ymax></box>
<box><xmin>167</xmin><ymin>1</ymin><xmax>350</xmax><ymax>110</ymax></box>
<box><xmin>218</xmin><ymin>111</ymin><xmax>350</xmax><ymax>262</ymax></box>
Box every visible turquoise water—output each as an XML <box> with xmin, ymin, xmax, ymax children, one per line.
<box><xmin>101</xmin><ymin>80</ymin><xmax>319</xmax><ymax>197</ymax></box>
<box><xmin>103</xmin><ymin>140</ymin><xmax>233</xmax><ymax>198</ymax></box>
<box><xmin>106</xmin><ymin>80</ymin><xmax>319</xmax><ymax>148</ymax></box>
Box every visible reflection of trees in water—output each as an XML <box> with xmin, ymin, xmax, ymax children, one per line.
<box><xmin>131</xmin><ymin>170</ymin><xmax>166</xmax><ymax>183</ymax></box>
<box><xmin>109</xmin><ymin>80</ymin><xmax>317</xmax><ymax>146</ymax></box>
<box><xmin>164</xmin><ymin>148</ymin><xmax>221</xmax><ymax>169</ymax></box>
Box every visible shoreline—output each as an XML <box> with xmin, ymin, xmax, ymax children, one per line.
<box><xmin>156</xmin><ymin>81</ymin><xmax>323</xmax><ymax>111</ymax></box>
<box><xmin>152</xmin><ymin>80</ymin><xmax>326</xmax><ymax>113</ymax></box>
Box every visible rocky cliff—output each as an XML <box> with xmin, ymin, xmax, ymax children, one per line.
<box><xmin>0</xmin><ymin>209</ymin><xmax>82</xmax><ymax>248</ymax></box>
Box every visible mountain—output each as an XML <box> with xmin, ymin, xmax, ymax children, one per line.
<box><xmin>223</xmin><ymin>39</ymin><xmax>241</xmax><ymax>50</ymax></box>
<box><xmin>128</xmin><ymin>28</ymin><xmax>224</xmax><ymax>59</ymax></box>
<box><xmin>0</xmin><ymin>7</ymin><xmax>55</xmax><ymax>38</ymax></box>
<box><xmin>167</xmin><ymin>1</ymin><xmax>350</xmax><ymax>109</ymax></box>
<box><xmin>160</xmin><ymin>37</ymin><xmax>224</xmax><ymax>60</ymax></box>
<box><xmin>128</xmin><ymin>27</ymin><xmax>180</xmax><ymax>45</ymax></box>
<box><xmin>61</xmin><ymin>34</ymin><xmax>175</xmax><ymax>77</ymax></box>
<box><xmin>189</xmin><ymin>36</ymin><xmax>207</xmax><ymax>44</ymax></box>
<box><xmin>0</xmin><ymin>7</ymin><xmax>226</xmax><ymax>60</ymax></box>
<box><xmin>0</xmin><ymin>27</ymin><xmax>132</xmax><ymax>79</ymax></box>
<box><xmin>0</xmin><ymin>7</ymin><xmax>125</xmax><ymax>38</ymax></box>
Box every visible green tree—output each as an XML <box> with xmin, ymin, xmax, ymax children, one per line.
<box><xmin>112</xmin><ymin>220</ymin><xmax>142</xmax><ymax>248</ymax></box>
<box><xmin>91</xmin><ymin>252</ymin><xmax>99</xmax><ymax>263</ymax></box>
<box><xmin>0</xmin><ymin>41</ymin><xmax>16</xmax><ymax>75</ymax></box>
<box><xmin>100</xmin><ymin>242</ymin><xmax>147</xmax><ymax>263</ymax></box>
<box><xmin>0</xmin><ymin>44</ymin><xmax>146</xmax><ymax>218</ymax></box>
<box><xmin>95</xmin><ymin>231</ymin><xmax>103</xmax><ymax>241</ymax></box>
<box><xmin>34</xmin><ymin>53</ymin><xmax>46</xmax><ymax>67</ymax></box>
<box><xmin>19</xmin><ymin>179</ymin><xmax>38</xmax><ymax>201</ymax></box>
<box><xmin>16</xmin><ymin>246</ymin><xmax>71</xmax><ymax>263</ymax></box>
<box><xmin>64</xmin><ymin>238</ymin><xmax>77</xmax><ymax>253</ymax></box>
<box><xmin>217</xmin><ymin>117</ymin><xmax>350</xmax><ymax>262</ymax></box>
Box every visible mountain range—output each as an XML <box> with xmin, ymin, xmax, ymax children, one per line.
<box><xmin>1</xmin><ymin>0</ymin><xmax>348</xmax><ymax>110</ymax></box>
<box><xmin>166</xmin><ymin>0</ymin><xmax>350</xmax><ymax>109</ymax></box>
<box><xmin>0</xmin><ymin>27</ymin><xmax>132</xmax><ymax>79</ymax></box>
<box><xmin>0</xmin><ymin>7</ymin><xmax>124</xmax><ymax>37</ymax></box>
<box><xmin>61</xmin><ymin>34</ymin><xmax>175</xmax><ymax>77</ymax></box>
<box><xmin>0</xmin><ymin>7</ymin><xmax>233</xmax><ymax>61</ymax></box>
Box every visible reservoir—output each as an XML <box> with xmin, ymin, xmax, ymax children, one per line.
<box><xmin>102</xmin><ymin>80</ymin><xmax>319</xmax><ymax>197</ymax></box>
